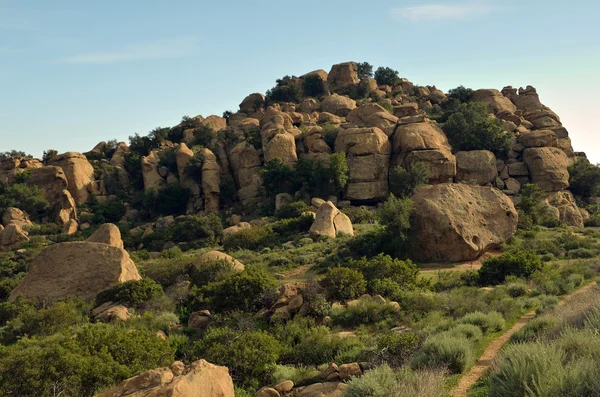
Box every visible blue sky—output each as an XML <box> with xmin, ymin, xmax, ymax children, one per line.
<box><xmin>1</xmin><ymin>0</ymin><xmax>599</xmax><ymax>161</ymax></box>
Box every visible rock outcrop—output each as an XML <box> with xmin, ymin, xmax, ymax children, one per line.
<box><xmin>87</xmin><ymin>223</ymin><xmax>125</xmax><ymax>249</ymax></box>
<box><xmin>455</xmin><ymin>150</ymin><xmax>498</xmax><ymax>185</ymax></box>
<box><xmin>544</xmin><ymin>191</ymin><xmax>585</xmax><ymax>228</ymax></box>
<box><xmin>412</xmin><ymin>184</ymin><xmax>518</xmax><ymax>262</ymax></box>
<box><xmin>193</xmin><ymin>250</ymin><xmax>245</xmax><ymax>272</ymax></box>
<box><xmin>523</xmin><ymin>147</ymin><xmax>570</xmax><ymax>192</ymax></box>
<box><xmin>48</xmin><ymin>152</ymin><xmax>96</xmax><ymax>205</ymax></box>
<box><xmin>309</xmin><ymin>201</ymin><xmax>353</xmax><ymax>239</ymax></box>
<box><xmin>95</xmin><ymin>360</ymin><xmax>234</xmax><ymax>397</ymax></box>
<box><xmin>327</xmin><ymin>62</ymin><xmax>359</xmax><ymax>95</ymax></box>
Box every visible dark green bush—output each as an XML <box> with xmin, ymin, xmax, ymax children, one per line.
<box><xmin>376</xmin><ymin>331</ymin><xmax>420</xmax><ymax>367</ymax></box>
<box><xmin>275</xmin><ymin>201</ymin><xmax>310</xmax><ymax>219</ymax></box>
<box><xmin>271</xmin><ymin>214</ymin><xmax>313</xmax><ymax>238</ymax></box>
<box><xmin>377</xmin><ymin>195</ymin><xmax>415</xmax><ymax>256</ymax></box>
<box><xmin>170</xmin><ymin>213</ymin><xmax>223</xmax><ymax>246</ymax></box>
<box><xmin>266</xmin><ymin>76</ymin><xmax>303</xmax><ymax>104</ymax></box>
<box><xmin>193</xmin><ymin>327</ymin><xmax>283</xmax><ymax>389</ymax></box>
<box><xmin>569</xmin><ymin>157</ymin><xmax>600</xmax><ymax>197</ymax></box>
<box><xmin>347</xmin><ymin>253</ymin><xmax>419</xmax><ymax>292</ymax></box>
<box><xmin>302</xmin><ymin>75</ymin><xmax>326</xmax><ymax>98</ymax></box>
<box><xmin>85</xmin><ymin>195</ymin><xmax>126</xmax><ymax>224</ymax></box>
<box><xmin>389</xmin><ymin>163</ymin><xmax>430</xmax><ymax>198</ymax></box>
<box><xmin>188</xmin><ymin>259</ymin><xmax>236</xmax><ymax>288</ymax></box>
<box><xmin>479</xmin><ymin>250</ymin><xmax>544</xmax><ymax>285</ymax></box>
<box><xmin>411</xmin><ymin>334</ymin><xmax>474</xmax><ymax>374</ymax></box>
<box><xmin>223</xmin><ymin>226</ymin><xmax>274</xmax><ymax>251</ymax></box>
<box><xmin>374</xmin><ymin>66</ymin><xmax>400</xmax><ymax>86</ymax></box>
<box><xmin>342</xmin><ymin>206</ymin><xmax>377</xmax><ymax>224</ymax></box>
<box><xmin>95</xmin><ymin>278</ymin><xmax>164</xmax><ymax>307</ymax></box>
<box><xmin>143</xmin><ymin>184</ymin><xmax>190</xmax><ymax>216</ymax></box>
<box><xmin>320</xmin><ymin>267</ymin><xmax>366</xmax><ymax>301</ymax></box>
<box><xmin>0</xmin><ymin>183</ymin><xmax>49</xmax><ymax>220</ymax></box>
<box><xmin>357</xmin><ymin>62</ymin><xmax>374</xmax><ymax>80</ymax></box>
<box><xmin>442</xmin><ymin>102</ymin><xmax>511</xmax><ymax>153</ymax></box>
<box><xmin>518</xmin><ymin>184</ymin><xmax>559</xmax><ymax>229</ymax></box>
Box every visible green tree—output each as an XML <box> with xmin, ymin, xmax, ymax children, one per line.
<box><xmin>479</xmin><ymin>249</ymin><xmax>544</xmax><ymax>285</ymax></box>
<box><xmin>389</xmin><ymin>163</ymin><xmax>430</xmax><ymax>198</ymax></box>
<box><xmin>442</xmin><ymin>102</ymin><xmax>511</xmax><ymax>153</ymax></box>
<box><xmin>302</xmin><ymin>75</ymin><xmax>326</xmax><ymax>98</ymax></box>
<box><xmin>266</xmin><ymin>76</ymin><xmax>303</xmax><ymax>103</ymax></box>
<box><xmin>517</xmin><ymin>184</ymin><xmax>558</xmax><ymax>229</ymax></box>
<box><xmin>320</xmin><ymin>267</ymin><xmax>366</xmax><ymax>300</ymax></box>
<box><xmin>357</xmin><ymin>62</ymin><xmax>374</xmax><ymax>79</ymax></box>
<box><xmin>377</xmin><ymin>195</ymin><xmax>414</xmax><ymax>255</ymax></box>
<box><xmin>374</xmin><ymin>66</ymin><xmax>400</xmax><ymax>86</ymax></box>
<box><xmin>0</xmin><ymin>183</ymin><xmax>50</xmax><ymax>220</ymax></box>
<box><xmin>568</xmin><ymin>157</ymin><xmax>600</xmax><ymax>197</ymax></box>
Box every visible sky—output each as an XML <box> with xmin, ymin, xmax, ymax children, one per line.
<box><xmin>1</xmin><ymin>0</ymin><xmax>599</xmax><ymax>161</ymax></box>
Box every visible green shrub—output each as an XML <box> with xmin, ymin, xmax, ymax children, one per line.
<box><xmin>377</xmin><ymin>331</ymin><xmax>420</xmax><ymax>367</ymax></box>
<box><xmin>377</xmin><ymin>195</ymin><xmax>414</xmax><ymax>256</ymax></box>
<box><xmin>447</xmin><ymin>324</ymin><xmax>483</xmax><ymax>342</ymax></box>
<box><xmin>0</xmin><ymin>183</ymin><xmax>50</xmax><ymax>220</ymax></box>
<box><xmin>85</xmin><ymin>196</ymin><xmax>127</xmax><ymax>224</ymax></box>
<box><xmin>192</xmin><ymin>125</ymin><xmax>216</xmax><ymax>148</ymax></box>
<box><xmin>374</xmin><ymin>66</ymin><xmax>400</xmax><ymax>86</ymax></box>
<box><xmin>271</xmin><ymin>214</ymin><xmax>314</xmax><ymax>237</ymax></box>
<box><xmin>169</xmin><ymin>213</ymin><xmax>223</xmax><ymax>246</ymax></box>
<box><xmin>302</xmin><ymin>75</ymin><xmax>326</xmax><ymax>98</ymax></box>
<box><xmin>272</xmin><ymin>364</ymin><xmax>320</xmax><ymax>385</ymax></box>
<box><xmin>347</xmin><ymin>253</ymin><xmax>419</xmax><ymax>291</ymax></box>
<box><xmin>344</xmin><ymin>365</ymin><xmax>447</xmax><ymax>397</ymax></box>
<box><xmin>342</xmin><ymin>206</ymin><xmax>377</xmax><ymax>224</ymax></box>
<box><xmin>223</xmin><ymin>226</ymin><xmax>273</xmax><ymax>251</ymax></box>
<box><xmin>194</xmin><ymin>327</ymin><xmax>283</xmax><ymax>389</ymax></box>
<box><xmin>370</xmin><ymin>278</ymin><xmax>402</xmax><ymax>299</ymax></box>
<box><xmin>568</xmin><ymin>157</ymin><xmax>600</xmax><ymax>197</ymax></box>
<box><xmin>188</xmin><ymin>259</ymin><xmax>236</xmax><ymax>288</ymax></box>
<box><xmin>160</xmin><ymin>246</ymin><xmax>182</xmax><ymax>259</ymax></box>
<box><xmin>517</xmin><ymin>184</ymin><xmax>559</xmax><ymax>229</ymax></box>
<box><xmin>567</xmin><ymin>248</ymin><xmax>596</xmax><ymax>259</ymax></box>
<box><xmin>275</xmin><ymin>201</ymin><xmax>310</xmax><ymax>219</ymax></box>
<box><xmin>389</xmin><ymin>163</ymin><xmax>430</xmax><ymax>198</ymax></box>
<box><xmin>143</xmin><ymin>184</ymin><xmax>190</xmax><ymax>216</ymax></box>
<box><xmin>506</xmin><ymin>283</ymin><xmax>528</xmax><ymax>298</ymax></box>
<box><xmin>95</xmin><ymin>278</ymin><xmax>164</xmax><ymax>307</ymax></box>
<box><xmin>357</xmin><ymin>62</ymin><xmax>374</xmax><ymax>79</ymax></box>
<box><xmin>139</xmin><ymin>256</ymin><xmax>195</xmax><ymax>287</ymax></box>
<box><xmin>457</xmin><ymin>311</ymin><xmax>505</xmax><ymax>333</ymax></box>
<box><xmin>442</xmin><ymin>102</ymin><xmax>511</xmax><ymax>153</ymax></box>
<box><xmin>332</xmin><ymin>299</ymin><xmax>399</xmax><ymax>327</ymax></box>
<box><xmin>266</xmin><ymin>75</ymin><xmax>303</xmax><ymax>104</ymax></box>
<box><xmin>479</xmin><ymin>250</ymin><xmax>544</xmax><ymax>285</ymax></box>
<box><xmin>510</xmin><ymin>316</ymin><xmax>559</xmax><ymax>343</ymax></box>
<box><xmin>411</xmin><ymin>334</ymin><xmax>474</xmax><ymax>374</ymax></box>
<box><xmin>192</xmin><ymin>268</ymin><xmax>276</xmax><ymax>313</ymax></box>
<box><xmin>320</xmin><ymin>267</ymin><xmax>366</xmax><ymax>301</ymax></box>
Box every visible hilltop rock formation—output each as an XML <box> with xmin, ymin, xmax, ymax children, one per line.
<box><xmin>48</xmin><ymin>152</ymin><xmax>97</xmax><ymax>205</ymax></box>
<box><xmin>95</xmin><ymin>360</ymin><xmax>234</xmax><ymax>397</ymax></box>
<box><xmin>9</xmin><ymin>224</ymin><xmax>141</xmax><ymax>302</ymax></box>
<box><xmin>412</xmin><ymin>184</ymin><xmax>518</xmax><ymax>262</ymax></box>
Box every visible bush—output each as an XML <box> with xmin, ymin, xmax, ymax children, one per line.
<box><xmin>139</xmin><ymin>256</ymin><xmax>195</xmax><ymax>287</ymax></box>
<box><xmin>188</xmin><ymin>259</ymin><xmax>236</xmax><ymax>288</ymax></box>
<box><xmin>457</xmin><ymin>311</ymin><xmax>505</xmax><ymax>333</ymax></box>
<box><xmin>568</xmin><ymin>157</ymin><xmax>600</xmax><ymax>197</ymax></box>
<box><xmin>192</xmin><ymin>268</ymin><xmax>277</xmax><ymax>313</ymax></box>
<box><xmin>275</xmin><ymin>201</ymin><xmax>310</xmax><ymax>219</ymax></box>
<box><xmin>357</xmin><ymin>62</ymin><xmax>374</xmax><ymax>80</ymax></box>
<box><xmin>169</xmin><ymin>213</ymin><xmax>223</xmax><ymax>246</ymax></box>
<box><xmin>479</xmin><ymin>250</ymin><xmax>544</xmax><ymax>285</ymax></box>
<box><xmin>342</xmin><ymin>206</ymin><xmax>377</xmax><ymax>224</ymax></box>
<box><xmin>447</xmin><ymin>324</ymin><xmax>484</xmax><ymax>342</ymax></box>
<box><xmin>223</xmin><ymin>226</ymin><xmax>273</xmax><ymax>251</ymax></box>
<box><xmin>266</xmin><ymin>75</ymin><xmax>303</xmax><ymax>104</ymax></box>
<box><xmin>506</xmin><ymin>283</ymin><xmax>528</xmax><ymax>298</ymax></box>
<box><xmin>377</xmin><ymin>195</ymin><xmax>415</xmax><ymax>256</ymax></box>
<box><xmin>377</xmin><ymin>331</ymin><xmax>420</xmax><ymax>367</ymax></box>
<box><xmin>510</xmin><ymin>316</ymin><xmax>559</xmax><ymax>343</ymax></box>
<box><xmin>143</xmin><ymin>184</ymin><xmax>190</xmax><ymax>216</ymax></box>
<box><xmin>389</xmin><ymin>163</ymin><xmax>430</xmax><ymax>198</ymax></box>
<box><xmin>518</xmin><ymin>184</ymin><xmax>560</xmax><ymax>229</ymax></box>
<box><xmin>85</xmin><ymin>195</ymin><xmax>127</xmax><ymax>224</ymax></box>
<box><xmin>331</xmin><ymin>299</ymin><xmax>399</xmax><ymax>327</ymax></box>
<box><xmin>347</xmin><ymin>253</ymin><xmax>418</xmax><ymax>292</ymax></box>
<box><xmin>374</xmin><ymin>66</ymin><xmax>400</xmax><ymax>86</ymax></box>
<box><xmin>344</xmin><ymin>365</ymin><xmax>447</xmax><ymax>397</ymax></box>
<box><xmin>194</xmin><ymin>327</ymin><xmax>283</xmax><ymax>389</ymax></box>
<box><xmin>411</xmin><ymin>334</ymin><xmax>474</xmax><ymax>374</ymax></box>
<box><xmin>95</xmin><ymin>278</ymin><xmax>164</xmax><ymax>307</ymax></box>
<box><xmin>442</xmin><ymin>102</ymin><xmax>511</xmax><ymax>153</ymax></box>
<box><xmin>0</xmin><ymin>183</ymin><xmax>50</xmax><ymax>220</ymax></box>
<box><xmin>302</xmin><ymin>75</ymin><xmax>326</xmax><ymax>98</ymax></box>
<box><xmin>320</xmin><ymin>267</ymin><xmax>366</xmax><ymax>301</ymax></box>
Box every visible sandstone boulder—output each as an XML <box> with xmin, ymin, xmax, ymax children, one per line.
<box><xmin>239</xmin><ymin>93</ymin><xmax>266</xmax><ymax>114</ymax></box>
<box><xmin>455</xmin><ymin>150</ymin><xmax>498</xmax><ymax>185</ymax></box>
<box><xmin>199</xmin><ymin>148</ymin><xmax>221</xmax><ymax>213</ymax></box>
<box><xmin>48</xmin><ymin>152</ymin><xmax>96</xmax><ymax>205</ymax></box>
<box><xmin>518</xmin><ymin>130</ymin><xmax>558</xmax><ymax>148</ymax></box>
<box><xmin>141</xmin><ymin>151</ymin><xmax>165</xmax><ymax>191</ymax></box>
<box><xmin>26</xmin><ymin>166</ymin><xmax>69</xmax><ymax>205</ymax></box>
<box><xmin>92</xmin><ymin>301</ymin><xmax>131</xmax><ymax>323</ymax></box>
<box><xmin>229</xmin><ymin>142</ymin><xmax>263</xmax><ymax>205</ymax></box>
<box><xmin>523</xmin><ymin>147</ymin><xmax>570</xmax><ymax>191</ymax></box>
<box><xmin>412</xmin><ymin>184</ymin><xmax>518</xmax><ymax>262</ymax></box>
<box><xmin>346</xmin><ymin>103</ymin><xmax>398</xmax><ymax>136</ymax></box>
<box><xmin>309</xmin><ymin>201</ymin><xmax>353</xmax><ymax>239</ymax></box>
<box><xmin>472</xmin><ymin>89</ymin><xmax>517</xmax><ymax>114</ymax></box>
<box><xmin>335</xmin><ymin>127</ymin><xmax>390</xmax><ymax>200</ymax></box>
<box><xmin>0</xmin><ymin>224</ymin><xmax>29</xmax><ymax>251</ymax></box>
<box><xmin>327</xmin><ymin>62</ymin><xmax>359</xmax><ymax>95</ymax></box>
<box><xmin>194</xmin><ymin>251</ymin><xmax>245</xmax><ymax>272</ymax></box>
<box><xmin>87</xmin><ymin>223</ymin><xmax>124</xmax><ymax>249</ymax></box>
<box><xmin>95</xmin><ymin>360</ymin><xmax>234</xmax><ymax>397</ymax></box>
<box><xmin>544</xmin><ymin>191</ymin><xmax>584</xmax><ymax>227</ymax></box>
<box><xmin>9</xmin><ymin>242</ymin><xmax>141</xmax><ymax>302</ymax></box>
<box><xmin>2</xmin><ymin>207</ymin><xmax>32</xmax><ymax>228</ymax></box>
<box><xmin>56</xmin><ymin>189</ymin><xmax>78</xmax><ymax>225</ymax></box>
<box><xmin>320</xmin><ymin>94</ymin><xmax>357</xmax><ymax>117</ymax></box>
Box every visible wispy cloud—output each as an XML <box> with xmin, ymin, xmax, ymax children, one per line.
<box><xmin>61</xmin><ymin>38</ymin><xmax>197</xmax><ymax>64</ymax></box>
<box><xmin>391</xmin><ymin>1</ymin><xmax>495</xmax><ymax>22</ymax></box>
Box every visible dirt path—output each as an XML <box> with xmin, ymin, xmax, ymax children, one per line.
<box><xmin>450</xmin><ymin>281</ymin><xmax>598</xmax><ymax>397</ymax></box>
<box><xmin>420</xmin><ymin>252</ymin><xmax>500</xmax><ymax>274</ymax></box>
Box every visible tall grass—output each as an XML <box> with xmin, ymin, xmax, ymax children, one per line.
<box><xmin>344</xmin><ymin>365</ymin><xmax>447</xmax><ymax>397</ymax></box>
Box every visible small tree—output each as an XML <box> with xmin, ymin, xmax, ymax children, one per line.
<box><xmin>389</xmin><ymin>163</ymin><xmax>430</xmax><ymax>198</ymax></box>
<box><xmin>479</xmin><ymin>249</ymin><xmax>544</xmax><ymax>285</ymax></box>
<box><xmin>374</xmin><ymin>66</ymin><xmax>400</xmax><ymax>86</ymax></box>
<box><xmin>442</xmin><ymin>102</ymin><xmax>511</xmax><ymax>153</ymax></box>
<box><xmin>568</xmin><ymin>157</ymin><xmax>600</xmax><ymax>197</ymax></box>
<box><xmin>378</xmin><ymin>195</ymin><xmax>415</xmax><ymax>255</ymax></box>
<box><xmin>321</xmin><ymin>267</ymin><xmax>366</xmax><ymax>301</ymax></box>
<box><xmin>302</xmin><ymin>75</ymin><xmax>326</xmax><ymax>98</ymax></box>
<box><xmin>518</xmin><ymin>184</ymin><xmax>558</xmax><ymax>229</ymax></box>
<box><xmin>357</xmin><ymin>62</ymin><xmax>374</xmax><ymax>79</ymax></box>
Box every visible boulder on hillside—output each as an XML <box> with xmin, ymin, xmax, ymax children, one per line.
<box><xmin>9</xmin><ymin>241</ymin><xmax>141</xmax><ymax>302</ymax></box>
<box><xmin>0</xmin><ymin>224</ymin><xmax>29</xmax><ymax>252</ymax></box>
<box><xmin>229</xmin><ymin>141</ymin><xmax>263</xmax><ymax>205</ymax></box>
<box><xmin>309</xmin><ymin>201</ymin><xmax>353</xmax><ymax>239</ymax></box>
<box><xmin>327</xmin><ymin>62</ymin><xmax>359</xmax><ymax>95</ymax></box>
<box><xmin>239</xmin><ymin>93</ymin><xmax>266</xmax><ymax>114</ymax></box>
<box><xmin>523</xmin><ymin>147</ymin><xmax>570</xmax><ymax>191</ymax></box>
<box><xmin>544</xmin><ymin>191</ymin><xmax>584</xmax><ymax>228</ymax></box>
<box><xmin>26</xmin><ymin>166</ymin><xmax>69</xmax><ymax>205</ymax></box>
<box><xmin>472</xmin><ymin>89</ymin><xmax>517</xmax><ymax>114</ymax></box>
<box><xmin>518</xmin><ymin>130</ymin><xmax>558</xmax><ymax>148</ymax></box>
<box><xmin>193</xmin><ymin>251</ymin><xmax>245</xmax><ymax>272</ymax></box>
<box><xmin>87</xmin><ymin>223</ymin><xmax>124</xmax><ymax>249</ymax></box>
<box><xmin>335</xmin><ymin>127</ymin><xmax>391</xmax><ymax>201</ymax></box>
<box><xmin>320</xmin><ymin>94</ymin><xmax>357</xmax><ymax>117</ymax></box>
<box><xmin>412</xmin><ymin>184</ymin><xmax>518</xmax><ymax>262</ymax></box>
<box><xmin>346</xmin><ymin>103</ymin><xmax>399</xmax><ymax>137</ymax></box>
<box><xmin>48</xmin><ymin>152</ymin><xmax>97</xmax><ymax>205</ymax></box>
<box><xmin>2</xmin><ymin>207</ymin><xmax>32</xmax><ymax>228</ymax></box>
<box><xmin>95</xmin><ymin>359</ymin><xmax>234</xmax><ymax>397</ymax></box>
<box><xmin>455</xmin><ymin>150</ymin><xmax>498</xmax><ymax>185</ymax></box>
<box><xmin>199</xmin><ymin>148</ymin><xmax>221</xmax><ymax>213</ymax></box>
<box><xmin>141</xmin><ymin>151</ymin><xmax>165</xmax><ymax>192</ymax></box>
<box><xmin>56</xmin><ymin>189</ymin><xmax>78</xmax><ymax>225</ymax></box>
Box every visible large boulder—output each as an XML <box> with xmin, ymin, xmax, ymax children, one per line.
<box><xmin>260</xmin><ymin>108</ymin><xmax>299</xmax><ymax>166</ymax></box>
<box><xmin>95</xmin><ymin>360</ymin><xmax>234</xmax><ymax>397</ymax></box>
<box><xmin>327</xmin><ymin>62</ymin><xmax>359</xmax><ymax>95</ymax></box>
<box><xmin>56</xmin><ymin>189</ymin><xmax>78</xmax><ymax>226</ymax></box>
<box><xmin>412</xmin><ymin>184</ymin><xmax>518</xmax><ymax>262</ymax></box>
<box><xmin>0</xmin><ymin>224</ymin><xmax>29</xmax><ymax>252</ymax></box>
<box><xmin>320</xmin><ymin>94</ymin><xmax>357</xmax><ymax>117</ymax></box>
<box><xmin>393</xmin><ymin>122</ymin><xmax>456</xmax><ymax>184</ymax></box>
<box><xmin>199</xmin><ymin>148</ymin><xmax>221</xmax><ymax>213</ymax></box>
<box><xmin>523</xmin><ymin>147</ymin><xmax>570</xmax><ymax>191</ymax></box>
<box><xmin>239</xmin><ymin>93</ymin><xmax>266</xmax><ymax>114</ymax></box>
<box><xmin>471</xmin><ymin>89</ymin><xmax>517</xmax><ymax>114</ymax></box>
<box><xmin>26</xmin><ymin>166</ymin><xmax>69</xmax><ymax>205</ymax></box>
<box><xmin>87</xmin><ymin>223</ymin><xmax>124</xmax><ymax>249</ymax></box>
<box><xmin>48</xmin><ymin>152</ymin><xmax>96</xmax><ymax>205</ymax></box>
<box><xmin>455</xmin><ymin>150</ymin><xmax>498</xmax><ymax>185</ymax></box>
<box><xmin>309</xmin><ymin>201</ymin><xmax>353</xmax><ymax>239</ymax></box>
<box><xmin>229</xmin><ymin>142</ymin><xmax>263</xmax><ymax>205</ymax></box>
<box><xmin>518</xmin><ymin>130</ymin><xmax>558</xmax><ymax>148</ymax></box>
<box><xmin>141</xmin><ymin>151</ymin><xmax>165</xmax><ymax>192</ymax></box>
<box><xmin>2</xmin><ymin>207</ymin><xmax>32</xmax><ymax>228</ymax></box>
<box><xmin>194</xmin><ymin>251</ymin><xmax>245</xmax><ymax>272</ymax></box>
<box><xmin>9</xmin><ymin>241</ymin><xmax>141</xmax><ymax>302</ymax></box>
<box><xmin>544</xmin><ymin>191</ymin><xmax>584</xmax><ymax>228</ymax></box>
<box><xmin>346</xmin><ymin>103</ymin><xmax>399</xmax><ymax>136</ymax></box>
<box><xmin>335</xmin><ymin>127</ymin><xmax>391</xmax><ymax>201</ymax></box>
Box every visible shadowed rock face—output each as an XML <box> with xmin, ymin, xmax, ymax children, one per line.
<box><xmin>9</xmin><ymin>241</ymin><xmax>141</xmax><ymax>302</ymax></box>
<box><xmin>95</xmin><ymin>359</ymin><xmax>234</xmax><ymax>397</ymax></box>
<box><xmin>412</xmin><ymin>184</ymin><xmax>518</xmax><ymax>262</ymax></box>
<box><xmin>48</xmin><ymin>152</ymin><xmax>96</xmax><ymax>205</ymax></box>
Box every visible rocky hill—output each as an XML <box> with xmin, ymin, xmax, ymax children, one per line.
<box><xmin>0</xmin><ymin>62</ymin><xmax>599</xmax><ymax>397</ymax></box>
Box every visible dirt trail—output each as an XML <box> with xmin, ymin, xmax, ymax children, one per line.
<box><xmin>450</xmin><ymin>281</ymin><xmax>598</xmax><ymax>397</ymax></box>
<box><xmin>420</xmin><ymin>251</ymin><xmax>500</xmax><ymax>274</ymax></box>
